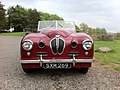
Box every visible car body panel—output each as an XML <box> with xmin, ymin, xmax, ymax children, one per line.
<box><xmin>20</xmin><ymin>21</ymin><xmax>94</xmax><ymax>70</ymax></box>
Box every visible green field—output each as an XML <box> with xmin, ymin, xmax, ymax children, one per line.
<box><xmin>94</xmin><ymin>40</ymin><xmax>120</xmax><ymax>71</ymax></box>
<box><xmin>0</xmin><ymin>32</ymin><xmax>25</xmax><ymax>37</ymax></box>
<box><xmin>0</xmin><ymin>32</ymin><xmax>120</xmax><ymax>71</ymax></box>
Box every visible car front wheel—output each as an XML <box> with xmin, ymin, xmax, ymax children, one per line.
<box><xmin>79</xmin><ymin>68</ymin><xmax>89</xmax><ymax>74</ymax></box>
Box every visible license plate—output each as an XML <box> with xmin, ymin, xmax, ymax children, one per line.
<box><xmin>43</xmin><ymin>63</ymin><xmax>71</xmax><ymax>69</ymax></box>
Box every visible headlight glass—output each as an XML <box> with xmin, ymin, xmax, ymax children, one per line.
<box><xmin>82</xmin><ymin>40</ymin><xmax>92</xmax><ymax>50</ymax></box>
<box><xmin>22</xmin><ymin>40</ymin><xmax>33</xmax><ymax>51</ymax></box>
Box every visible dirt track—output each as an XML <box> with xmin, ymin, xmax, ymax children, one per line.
<box><xmin>0</xmin><ymin>36</ymin><xmax>120</xmax><ymax>90</ymax></box>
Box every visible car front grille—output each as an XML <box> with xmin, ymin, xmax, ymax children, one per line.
<box><xmin>50</xmin><ymin>37</ymin><xmax>65</xmax><ymax>55</ymax></box>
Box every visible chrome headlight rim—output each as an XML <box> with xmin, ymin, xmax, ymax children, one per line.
<box><xmin>82</xmin><ymin>40</ymin><xmax>93</xmax><ymax>50</ymax></box>
<box><xmin>22</xmin><ymin>39</ymin><xmax>33</xmax><ymax>51</ymax></box>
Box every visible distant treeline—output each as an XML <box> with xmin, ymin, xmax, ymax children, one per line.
<box><xmin>0</xmin><ymin>2</ymin><xmax>120</xmax><ymax>40</ymax></box>
<box><xmin>76</xmin><ymin>23</ymin><xmax>120</xmax><ymax>40</ymax></box>
<box><xmin>75</xmin><ymin>23</ymin><xmax>120</xmax><ymax>40</ymax></box>
<box><xmin>0</xmin><ymin>2</ymin><xmax>63</xmax><ymax>32</ymax></box>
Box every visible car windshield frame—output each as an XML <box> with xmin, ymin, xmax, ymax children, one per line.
<box><xmin>37</xmin><ymin>21</ymin><xmax>76</xmax><ymax>31</ymax></box>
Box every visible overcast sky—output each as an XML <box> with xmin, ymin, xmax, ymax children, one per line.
<box><xmin>1</xmin><ymin>0</ymin><xmax>120</xmax><ymax>32</ymax></box>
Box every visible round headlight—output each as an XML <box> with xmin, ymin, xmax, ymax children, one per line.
<box><xmin>82</xmin><ymin>40</ymin><xmax>92</xmax><ymax>50</ymax></box>
<box><xmin>71</xmin><ymin>42</ymin><xmax>77</xmax><ymax>48</ymax></box>
<box><xmin>22</xmin><ymin>40</ymin><xmax>33</xmax><ymax>51</ymax></box>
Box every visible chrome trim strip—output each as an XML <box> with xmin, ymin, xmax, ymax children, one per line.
<box><xmin>20</xmin><ymin>59</ymin><xmax>93</xmax><ymax>64</ymax></box>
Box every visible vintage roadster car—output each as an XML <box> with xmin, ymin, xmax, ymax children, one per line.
<box><xmin>20</xmin><ymin>21</ymin><xmax>94</xmax><ymax>74</ymax></box>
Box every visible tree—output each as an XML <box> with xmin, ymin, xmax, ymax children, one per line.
<box><xmin>115</xmin><ymin>32</ymin><xmax>120</xmax><ymax>40</ymax></box>
<box><xmin>40</xmin><ymin>12</ymin><xmax>63</xmax><ymax>21</ymax></box>
<box><xmin>26</xmin><ymin>9</ymin><xmax>40</xmax><ymax>30</ymax></box>
<box><xmin>7</xmin><ymin>5</ymin><xmax>64</xmax><ymax>32</ymax></box>
<box><xmin>49</xmin><ymin>14</ymin><xmax>63</xmax><ymax>20</ymax></box>
<box><xmin>75</xmin><ymin>25</ymin><xmax>80</xmax><ymax>32</ymax></box>
<box><xmin>79</xmin><ymin>23</ymin><xmax>89</xmax><ymax>32</ymax></box>
<box><xmin>79</xmin><ymin>23</ymin><xmax>94</xmax><ymax>35</ymax></box>
<box><xmin>0</xmin><ymin>2</ymin><xmax>6</xmax><ymax>32</ymax></box>
<box><xmin>95</xmin><ymin>27</ymin><xmax>107</xmax><ymax>34</ymax></box>
<box><xmin>100</xmin><ymin>28</ymin><xmax>107</xmax><ymax>34</ymax></box>
<box><xmin>7</xmin><ymin>5</ymin><xmax>28</xmax><ymax>32</ymax></box>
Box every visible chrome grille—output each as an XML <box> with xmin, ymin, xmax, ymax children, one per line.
<box><xmin>50</xmin><ymin>37</ymin><xmax>65</xmax><ymax>55</ymax></box>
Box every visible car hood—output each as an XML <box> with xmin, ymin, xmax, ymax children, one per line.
<box><xmin>40</xmin><ymin>29</ymin><xmax>76</xmax><ymax>38</ymax></box>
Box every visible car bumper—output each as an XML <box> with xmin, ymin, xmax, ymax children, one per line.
<box><xmin>20</xmin><ymin>59</ymin><xmax>93</xmax><ymax>64</ymax></box>
<box><xmin>20</xmin><ymin>59</ymin><xmax>93</xmax><ymax>69</ymax></box>
<box><xmin>20</xmin><ymin>54</ymin><xmax>94</xmax><ymax>68</ymax></box>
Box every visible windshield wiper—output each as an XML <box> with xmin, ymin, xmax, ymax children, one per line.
<box><xmin>50</xmin><ymin>23</ymin><xmax>55</xmax><ymax>27</ymax></box>
<box><xmin>58</xmin><ymin>23</ymin><xmax>63</xmax><ymax>27</ymax></box>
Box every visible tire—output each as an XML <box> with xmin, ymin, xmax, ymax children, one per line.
<box><xmin>22</xmin><ymin>68</ymin><xmax>34</xmax><ymax>74</ymax></box>
<box><xmin>79</xmin><ymin>68</ymin><xmax>89</xmax><ymax>74</ymax></box>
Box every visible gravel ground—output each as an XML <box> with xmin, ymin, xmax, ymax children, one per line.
<box><xmin>0</xmin><ymin>36</ymin><xmax>120</xmax><ymax>90</ymax></box>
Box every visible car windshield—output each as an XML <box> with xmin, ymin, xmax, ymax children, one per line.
<box><xmin>38</xmin><ymin>21</ymin><xmax>75</xmax><ymax>31</ymax></box>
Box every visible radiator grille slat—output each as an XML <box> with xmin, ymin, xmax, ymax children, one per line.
<box><xmin>58</xmin><ymin>38</ymin><xmax>64</xmax><ymax>54</ymax></box>
<box><xmin>51</xmin><ymin>39</ymin><xmax>57</xmax><ymax>54</ymax></box>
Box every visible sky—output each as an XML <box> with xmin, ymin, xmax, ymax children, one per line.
<box><xmin>1</xmin><ymin>0</ymin><xmax>120</xmax><ymax>32</ymax></box>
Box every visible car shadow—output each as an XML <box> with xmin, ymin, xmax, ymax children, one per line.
<box><xmin>24</xmin><ymin>68</ymin><xmax>88</xmax><ymax>78</ymax></box>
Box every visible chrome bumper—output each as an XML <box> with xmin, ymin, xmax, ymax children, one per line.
<box><xmin>20</xmin><ymin>59</ymin><xmax>93</xmax><ymax>64</ymax></box>
<box><xmin>20</xmin><ymin>55</ymin><xmax>93</xmax><ymax>67</ymax></box>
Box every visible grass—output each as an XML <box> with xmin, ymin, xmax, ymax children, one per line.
<box><xmin>0</xmin><ymin>32</ymin><xmax>25</xmax><ymax>37</ymax></box>
<box><xmin>94</xmin><ymin>40</ymin><xmax>120</xmax><ymax>71</ymax></box>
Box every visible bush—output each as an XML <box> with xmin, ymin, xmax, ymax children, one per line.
<box><xmin>92</xmin><ymin>33</ymin><xmax>114</xmax><ymax>41</ymax></box>
<box><xmin>115</xmin><ymin>33</ymin><xmax>120</xmax><ymax>40</ymax></box>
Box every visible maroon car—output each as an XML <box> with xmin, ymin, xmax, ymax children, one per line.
<box><xmin>20</xmin><ymin>21</ymin><xmax>94</xmax><ymax>74</ymax></box>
